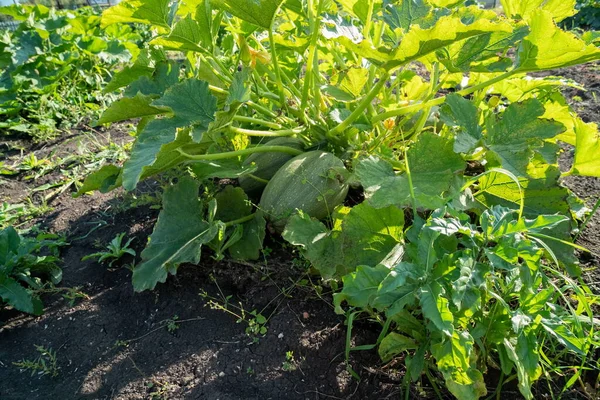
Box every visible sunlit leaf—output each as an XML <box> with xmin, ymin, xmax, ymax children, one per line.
<box><xmin>102</xmin><ymin>0</ymin><xmax>172</xmax><ymax>28</ymax></box>
<box><xmin>516</xmin><ymin>10</ymin><xmax>600</xmax><ymax>72</ymax></box>
<box><xmin>211</xmin><ymin>0</ymin><xmax>284</xmax><ymax>29</ymax></box>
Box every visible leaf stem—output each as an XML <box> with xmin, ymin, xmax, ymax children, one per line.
<box><xmin>575</xmin><ymin>196</ymin><xmax>600</xmax><ymax>241</ymax></box>
<box><xmin>372</xmin><ymin>70</ymin><xmax>517</xmax><ymax>123</ymax></box>
<box><xmin>268</xmin><ymin>28</ymin><xmax>286</xmax><ymax>106</ymax></box>
<box><xmin>224</xmin><ymin>213</ymin><xmax>256</xmax><ymax>227</ymax></box>
<box><xmin>301</xmin><ymin>0</ymin><xmax>323</xmax><ymax>112</ymax></box>
<box><xmin>233</xmin><ymin>115</ymin><xmax>282</xmax><ymax>129</ymax></box>
<box><xmin>177</xmin><ymin>145</ymin><xmax>303</xmax><ymax>160</ymax></box>
<box><xmin>229</xmin><ymin>126</ymin><xmax>305</xmax><ymax>137</ymax></box>
<box><xmin>329</xmin><ymin>71</ymin><xmax>390</xmax><ymax>135</ymax></box>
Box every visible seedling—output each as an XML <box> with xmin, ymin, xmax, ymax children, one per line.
<box><xmin>282</xmin><ymin>351</ymin><xmax>297</xmax><ymax>372</ymax></box>
<box><xmin>166</xmin><ymin>315</ymin><xmax>180</xmax><ymax>333</ymax></box>
<box><xmin>13</xmin><ymin>345</ymin><xmax>59</xmax><ymax>377</ymax></box>
<box><xmin>82</xmin><ymin>232</ymin><xmax>136</xmax><ymax>267</ymax></box>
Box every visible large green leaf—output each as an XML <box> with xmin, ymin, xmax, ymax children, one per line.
<box><xmin>97</xmin><ymin>93</ymin><xmax>167</xmax><ymax>125</ymax></box>
<box><xmin>383</xmin><ymin>14</ymin><xmax>512</xmax><ymax>69</ymax></box>
<box><xmin>438</xmin><ymin>27</ymin><xmax>528</xmax><ymax>73</ymax></box>
<box><xmin>571</xmin><ymin>120</ymin><xmax>600</xmax><ymax>177</ymax></box>
<box><xmin>282</xmin><ymin>212</ymin><xmax>339</xmax><ymax>278</ymax></box>
<box><xmin>419</xmin><ymin>282</ymin><xmax>454</xmax><ymax>336</ymax></box>
<box><xmin>211</xmin><ymin>0</ymin><xmax>284</xmax><ymax>29</ymax></box>
<box><xmin>484</xmin><ymin>99</ymin><xmax>564</xmax><ymax>177</ymax></box>
<box><xmin>503</xmin><ymin>332</ymin><xmax>542</xmax><ymax>399</ymax></box>
<box><xmin>379</xmin><ymin>332</ymin><xmax>418</xmax><ymax>362</ymax></box>
<box><xmin>214</xmin><ymin>185</ymin><xmax>252</xmax><ymax>222</ymax></box>
<box><xmin>475</xmin><ymin>162</ymin><xmax>570</xmax><ymax>217</ymax></box>
<box><xmin>0</xmin><ymin>226</ymin><xmax>20</xmax><ymax>265</ymax></box>
<box><xmin>500</xmin><ymin>0</ymin><xmax>576</xmax><ymax>22</ymax></box>
<box><xmin>516</xmin><ymin>10</ymin><xmax>600</xmax><ymax>72</ymax></box>
<box><xmin>228</xmin><ymin>212</ymin><xmax>266</xmax><ymax>260</ymax></box>
<box><xmin>282</xmin><ymin>203</ymin><xmax>404</xmax><ymax>279</ymax></box>
<box><xmin>383</xmin><ymin>0</ymin><xmax>430</xmax><ymax>32</ymax></box>
<box><xmin>74</xmin><ymin>164</ymin><xmax>122</xmax><ymax>197</ymax></box>
<box><xmin>101</xmin><ymin>0</ymin><xmax>172</xmax><ymax>28</ymax></box>
<box><xmin>440</xmin><ymin>94</ymin><xmax>483</xmax><ymax>154</ymax></box>
<box><xmin>0</xmin><ymin>275</ymin><xmax>43</xmax><ymax>315</ymax></box>
<box><xmin>333</xmin><ymin>264</ymin><xmax>390</xmax><ymax>314</ymax></box>
<box><xmin>356</xmin><ymin>133</ymin><xmax>465</xmax><ymax>210</ymax></box>
<box><xmin>151</xmin><ymin>14</ymin><xmax>211</xmax><ymax>52</ymax></box>
<box><xmin>132</xmin><ymin>177</ymin><xmax>219</xmax><ymax>291</ymax></box>
<box><xmin>432</xmin><ymin>331</ymin><xmax>487</xmax><ymax>400</ymax></box>
<box><xmin>122</xmin><ymin>79</ymin><xmax>217</xmax><ymax>190</ymax></box>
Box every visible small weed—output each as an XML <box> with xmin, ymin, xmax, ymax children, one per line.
<box><xmin>82</xmin><ymin>232</ymin><xmax>136</xmax><ymax>267</ymax></box>
<box><xmin>147</xmin><ymin>380</ymin><xmax>171</xmax><ymax>400</ymax></box>
<box><xmin>200</xmin><ymin>275</ymin><xmax>269</xmax><ymax>341</ymax></box>
<box><xmin>13</xmin><ymin>345</ymin><xmax>59</xmax><ymax>377</ymax></box>
<box><xmin>246</xmin><ymin>366</ymin><xmax>255</xmax><ymax>375</ymax></box>
<box><xmin>282</xmin><ymin>351</ymin><xmax>297</xmax><ymax>372</ymax></box>
<box><xmin>572</xmin><ymin>95</ymin><xmax>584</xmax><ymax>102</ymax></box>
<box><xmin>261</xmin><ymin>246</ymin><xmax>273</xmax><ymax>257</ymax></box>
<box><xmin>166</xmin><ymin>315</ymin><xmax>180</xmax><ymax>333</ymax></box>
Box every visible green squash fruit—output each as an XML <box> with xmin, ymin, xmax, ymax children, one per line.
<box><xmin>260</xmin><ymin>150</ymin><xmax>349</xmax><ymax>233</ymax></box>
<box><xmin>238</xmin><ymin>137</ymin><xmax>305</xmax><ymax>196</ymax></box>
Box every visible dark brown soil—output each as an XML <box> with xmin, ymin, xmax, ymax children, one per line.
<box><xmin>0</xmin><ymin>63</ymin><xmax>599</xmax><ymax>400</ymax></box>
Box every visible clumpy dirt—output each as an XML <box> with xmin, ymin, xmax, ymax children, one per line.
<box><xmin>0</xmin><ymin>127</ymin><xmax>404</xmax><ymax>399</ymax></box>
<box><xmin>1</xmin><ymin>63</ymin><xmax>600</xmax><ymax>400</ymax></box>
<box><xmin>0</xmin><ymin>192</ymin><xmax>401</xmax><ymax>400</ymax></box>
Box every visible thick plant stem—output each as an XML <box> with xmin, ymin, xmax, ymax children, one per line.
<box><xmin>269</xmin><ymin>28</ymin><xmax>286</xmax><ymax>106</ymax></box>
<box><xmin>232</xmin><ymin>115</ymin><xmax>282</xmax><ymax>129</ymax></box>
<box><xmin>177</xmin><ymin>145</ymin><xmax>304</xmax><ymax>160</ymax></box>
<box><xmin>575</xmin><ymin>196</ymin><xmax>600</xmax><ymax>241</ymax></box>
<box><xmin>229</xmin><ymin>126</ymin><xmax>305</xmax><ymax>137</ymax></box>
<box><xmin>329</xmin><ymin>71</ymin><xmax>390</xmax><ymax>135</ymax></box>
<box><xmin>301</xmin><ymin>0</ymin><xmax>323</xmax><ymax>113</ymax></box>
<box><xmin>224</xmin><ymin>213</ymin><xmax>256</xmax><ymax>227</ymax></box>
<box><xmin>372</xmin><ymin>70</ymin><xmax>517</xmax><ymax>123</ymax></box>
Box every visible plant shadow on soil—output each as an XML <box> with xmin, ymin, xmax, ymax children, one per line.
<box><xmin>0</xmin><ymin>190</ymin><xmax>407</xmax><ymax>400</ymax></box>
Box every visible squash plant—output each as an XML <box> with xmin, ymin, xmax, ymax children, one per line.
<box><xmin>0</xmin><ymin>4</ymin><xmax>145</xmax><ymax>141</ymax></box>
<box><xmin>80</xmin><ymin>0</ymin><xmax>600</xmax><ymax>397</ymax></box>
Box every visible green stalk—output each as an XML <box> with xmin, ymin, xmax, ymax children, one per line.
<box><xmin>268</xmin><ymin>28</ymin><xmax>286</xmax><ymax>106</ymax></box>
<box><xmin>400</xmin><ymin>129</ymin><xmax>418</xmax><ymax>217</ymax></box>
<box><xmin>372</xmin><ymin>70</ymin><xmax>517</xmax><ymax>124</ymax></box>
<box><xmin>229</xmin><ymin>126</ymin><xmax>305</xmax><ymax>137</ymax></box>
<box><xmin>232</xmin><ymin>115</ymin><xmax>283</xmax><ymax>129</ymax></box>
<box><xmin>329</xmin><ymin>71</ymin><xmax>390</xmax><ymax>135</ymax></box>
<box><xmin>246</xmin><ymin>173</ymin><xmax>270</xmax><ymax>184</ymax></box>
<box><xmin>575</xmin><ymin>196</ymin><xmax>600</xmax><ymax>241</ymax></box>
<box><xmin>224</xmin><ymin>213</ymin><xmax>256</xmax><ymax>227</ymax></box>
<box><xmin>363</xmin><ymin>0</ymin><xmax>375</xmax><ymax>40</ymax></box>
<box><xmin>247</xmin><ymin>101</ymin><xmax>278</xmax><ymax>118</ymax></box>
<box><xmin>301</xmin><ymin>0</ymin><xmax>323</xmax><ymax>111</ymax></box>
<box><xmin>178</xmin><ymin>145</ymin><xmax>303</xmax><ymax>161</ymax></box>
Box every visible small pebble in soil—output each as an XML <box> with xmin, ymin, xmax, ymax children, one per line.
<box><xmin>303</xmin><ymin>312</ymin><xmax>309</xmax><ymax>319</ymax></box>
<box><xmin>278</xmin><ymin>332</ymin><xmax>284</xmax><ymax>339</ymax></box>
<box><xmin>218</xmin><ymin>371</ymin><xmax>225</xmax><ymax>377</ymax></box>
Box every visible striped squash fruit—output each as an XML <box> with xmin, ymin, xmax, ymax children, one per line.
<box><xmin>238</xmin><ymin>137</ymin><xmax>305</xmax><ymax>196</ymax></box>
<box><xmin>259</xmin><ymin>150</ymin><xmax>349</xmax><ymax>233</ymax></box>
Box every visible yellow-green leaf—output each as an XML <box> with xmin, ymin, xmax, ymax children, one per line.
<box><xmin>572</xmin><ymin>120</ymin><xmax>600</xmax><ymax>177</ymax></box>
<box><xmin>101</xmin><ymin>0</ymin><xmax>171</xmax><ymax>28</ymax></box>
<box><xmin>211</xmin><ymin>0</ymin><xmax>284</xmax><ymax>29</ymax></box>
<box><xmin>383</xmin><ymin>15</ymin><xmax>512</xmax><ymax>69</ymax></box>
<box><xmin>516</xmin><ymin>10</ymin><xmax>600</xmax><ymax>72</ymax></box>
<box><xmin>500</xmin><ymin>0</ymin><xmax>576</xmax><ymax>22</ymax></box>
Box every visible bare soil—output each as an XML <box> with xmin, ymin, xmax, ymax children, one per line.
<box><xmin>0</xmin><ymin>63</ymin><xmax>599</xmax><ymax>400</ymax></box>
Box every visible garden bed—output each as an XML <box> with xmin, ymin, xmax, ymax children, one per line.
<box><xmin>0</xmin><ymin>62</ymin><xmax>599</xmax><ymax>400</ymax></box>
